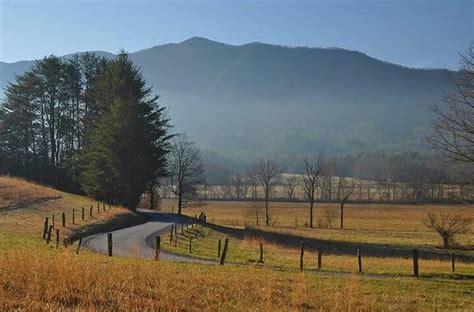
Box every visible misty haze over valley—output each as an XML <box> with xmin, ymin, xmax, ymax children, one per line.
<box><xmin>0</xmin><ymin>37</ymin><xmax>449</xmax><ymax>169</ymax></box>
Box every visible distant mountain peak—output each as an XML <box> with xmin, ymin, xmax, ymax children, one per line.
<box><xmin>180</xmin><ymin>37</ymin><xmax>222</xmax><ymax>46</ymax></box>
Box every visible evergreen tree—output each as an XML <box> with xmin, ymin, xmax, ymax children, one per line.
<box><xmin>80</xmin><ymin>53</ymin><xmax>171</xmax><ymax>210</ymax></box>
<box><xmin>0</xmin><ymin>54</ymin><xmax>109</xmax><ymax>191</ymax></box>
<box><xmin>0</xmin><ymin>72</ymin><xmax>43</xmax><ymax>179</ymax></box>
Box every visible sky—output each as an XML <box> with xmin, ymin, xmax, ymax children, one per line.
<box><xmin>0</xmin><ymin>0</ymin><xmax>472</xmax><ymax>69</ymax></box>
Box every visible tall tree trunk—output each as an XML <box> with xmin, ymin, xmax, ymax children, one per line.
<box><xmin>265</xmin><ymin>187</ymin><xmax>269</xmax><ymax>226</ymax></box>
<box><xmin>178</xmin><ymin>194</ymin><xmax>182</xmax><ymax>215</ymax></box>
<box><xmin>310</xmin><ymin>200</ymin><xmax>314</xmax><ymax>228</ymax></box>
<box><xmin>340</xmin><ymin>202</ymin><xmax>344</xmax><ymax>229</ymax></box>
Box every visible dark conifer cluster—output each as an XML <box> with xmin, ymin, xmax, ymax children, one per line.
<box><xmin>0</xmin><ymin>52</ymin><xmax>171</xmax><ymax>210</ymax></box>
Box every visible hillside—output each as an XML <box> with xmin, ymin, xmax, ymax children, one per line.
<box><xmin>0</xmin><ymin>176</ymin><xmax>145</xmax><ymax>245</ymax></box>
<box><xmin>0</xmin><ymin>37</ymin><xmax>450</xmax><ymax>163</ymax></box>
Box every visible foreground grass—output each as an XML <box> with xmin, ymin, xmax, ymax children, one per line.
<box><xmin>160</xmin><ymin>200</ymin><xmax>474</xmax><ymax>253</ymax></box>
<box><xmin>1</xmin><ymin>237</ymin><xmax>473</xmax><ymax>311</ymax></box>
<box><xmin>161</xmin><ymin>224</ymin><xmax>474</xmax><ymax>277</ymax></box>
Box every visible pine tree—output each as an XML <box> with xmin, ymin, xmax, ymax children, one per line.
<box><xmin>0</xmin><ymin>72</ymin><xmax>42</xmax><ymax>178</ymax></box>
<box><xmin>80</xmin><ymin>53</ymin><xmax>171</xmax><ymax>210</ymax></box>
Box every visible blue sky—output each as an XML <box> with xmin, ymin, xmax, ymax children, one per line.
<box><xmin>0</xmin><ymin>0</ymin><xmax>472</xmax><ymax>68</ymax></box>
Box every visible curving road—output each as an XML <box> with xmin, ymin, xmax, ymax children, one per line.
<box><xmin>83</xmin><ymin>209</ymin><xmax>217</xmax><ymax>264</ymax></box>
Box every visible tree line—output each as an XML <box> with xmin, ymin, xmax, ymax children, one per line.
<box><xmin>0</xmin><ymin>52</ymin><xmax>172</xmax><ymax>209</ymax></box>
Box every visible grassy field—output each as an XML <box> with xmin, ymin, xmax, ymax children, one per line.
<box><xmin>159</xmin><ymin>200</ymin><xmax>474</xmax><ymax>252</ymax></box>
<box><xmin>161</xmin><ymin>224</ymin><xmax>474</xmax><ymax>277</ymax></box>
<box><xmin>0</xmin><ymin>176</ymin><xmax>145</xmax><ymax>241</ymax></box>
<box><xmin>1</xmin><ymin>176</ymin><xmax>473</xmax><ymax>310</ymax></box>
<box><xmin>1</xmin><ymin>238</ymin><xmax>473</xmax><ymax>311</ymax></box>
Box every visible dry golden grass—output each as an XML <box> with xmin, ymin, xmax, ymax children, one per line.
<box><xmin>160</xmin><ymin>200</ymin><xmax>474</xmax><ymax>250</ymax></box>
<box><xmin>0</xmin><ymin>176</ymin><xmax>145</xmax><ymax>241</ymax></box>
<box><xmin>1</xmin><ymin>245</ymin><xmax>473</xmax><ymax>311</ymax></box>
<box><xmin>161</xmin><ymin>224</ymin><xmax>474</xmax><ymax>277</ymax></box>
<box><xmin>0</xmin><ymin>177</ymin><xmax>473</xmax><ymax>310</ymax></box>
<box><xmin>0</xmin><ymin>176</ymin><xmax>59</xmax><ymax>209</ymax></box>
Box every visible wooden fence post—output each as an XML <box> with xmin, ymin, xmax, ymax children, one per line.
<box><xmin>155</xmin><ymin>236</ymin><xmax>161</xmax><ymax>260</ymax></box>
<box><xmin>72</xmin><ymin>209</ymin><xmax>76</xmax><ymax>225</ymax></box>
<box><xmin>62</xmin><ymin>212</ymin><xmax>66</xmax><ymax>227</ymax></box>
<box><xmin>300</xmin><ymin>242</ymin><xmax>305</xmax><ymax>272</ymax></box>
<box><xmin>317</xmin><ymin>249</ymin><xmax>322</xmax><ymax>270</ymax></box>
<box><xmin>218</xmin><ymin>239</ymin><xmax>221</xmax><ymax>258</ymax></box>
<box><xmin>451</xmin><ymin>252</ymin><xmax>455</xmax><ymax>273</ymax></box>
<box><xmin>46</xmin><ymin>225</ymin><xmax>53</xmax><ymax>244</ymax></box>
<box><xmin>56</xmin><ymin>229</ymin><xmax>60</xmax><ymax>249</ymax></box>
<box><xmin>90</xmin><ymin>205</ymin><xmax>93</xmax><ymax>218</ymax></box>
<box><xmin>189</xmin><ymin>237</ymin><xmax>192</xmax><ymax>253</ymax></box>
<box><xmin>357</xmin><ymin>248</ymin><xmax>362</xmax><ymax>273</ymax></box>
<box><xmin>107</xmin><ymin>233</ymin><xmax>113</xmax><ymax>256</ymax></box>
<box><xmin>219</xmin><ymin>238</ymin><xmax>229</xmax><ymax>265</ymax></box>
<box><xmin>103</xmin><ymin>203</ymin><xmax>105</xmax><ymax>212</ymax></box>
<box><xmin>97</xmin><ymin>202</ymin><xmax>100</xmax><ymax>214</ymax></box>
<box><xmin>174</xmin><ymin>223</ymin><xmax>177</xmax><ymax>237</ymax></box>
<box><xmin>52</xmin><ymin>214</ymin><xmax>55</xmax><ymax>229</ymax></box>
<box><xmin>76</xmin><ymin>236</ymin><xmax>83</xmax><ymax>255</ymax></box>
<box><xmin>43</xmin><ymin>217</ymin><xmax>49</xmax><ymax>239</ymax></box>
<box><xmin>169</xmin><ymin>226</ymin><xmax>174</xmax><ymax>244</ymax></box>
<box><xmin>82</xmin><ymin>207</ymin><xmax>85</xmax><ymax>221</ymax></box>
<box><xmin>413</xmin><ymin>249</ymin><xmax>419</xmax><ymax>277</ymax></box>
<box><xmin>109</xmin><ymin>203</ymin><xmax>111</xmax><ymax>210</ymax></box>
<box><xmin>259</xmin><ymin>243</ymin><xmax>264</xmax><ymax>263</ymax></box>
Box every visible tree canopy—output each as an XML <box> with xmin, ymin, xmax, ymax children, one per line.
<box><xmin>0</xmin><ymin>52</ymin><xmax>171</xmax><ymax>210</ymax></box>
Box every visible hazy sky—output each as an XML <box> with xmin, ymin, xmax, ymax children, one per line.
<box><xmin>1</xmin><ymin>0</ymin><xmax>472</xmax><ymax>68</ymax></box>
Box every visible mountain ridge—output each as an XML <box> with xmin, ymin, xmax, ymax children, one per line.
<box><xmin>0</xmin><ymin>37</ymin><xmax>450</xmax><ymax>165</ymax></box>
<box><xmin>1</xmin><ymin>37</ymin><xmax>450</xmax><ymax>72</ymax></box>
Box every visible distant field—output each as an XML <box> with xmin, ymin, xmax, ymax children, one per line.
<box><xmin>161</xmin><ymin>175</ymin><xmax>469</xmax><ymax>202</ymax></box>
<box><xmin>160</xmin><ymin>200</ymin><xmax>474</xmax><ymax>252</ymax></box>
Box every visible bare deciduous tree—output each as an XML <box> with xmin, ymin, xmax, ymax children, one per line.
<box><xmin>324</xmin><ymin>206</ymin><xmax>337</xmax><ymax>229</ymax></box>
<box><xmin>339</xmin><ymin>177</ymin><xmax>356</xmax><ymax>229</ymax></box>
<box><xmin>320</xmin><ymin>160</ymin><xmax>335</xmax><ymax>202</ymax></box>
<box><xmin>254</xmin><ymin>158</ymin><xmax>280</xmax><ymax>226</ymax></box>
<box><xmin>283</xmin><ymin>174</ymin><xmax>299</xmax><ymax>201</ymax></box>
<box><xmin>167</xmin><ymin>134</ymin><xmax>205</xmax><ymax>214</ymax></box>
<box><xmin>221</xmin><ymin>182</ymin><xmax>233</xmax><ymax>199</ymax></box>
<box><xmin>230</xmin><ymin>173</ymin><xmax>249</xmax><ymax>200</ymax></box>
<box><xmin>302</xmin><ymin>155</ymin><xmax>323</xmax><ymax>228</ymax></box>
<box><xmin>247</xmin><ymin>168</ymin><xmax>259</xmax><ymax>201</ymax></box>
<box><xmin>427</xmin><ymin>44</ymin><xmax>474</xmax><ymax>163</ymax></box>
<box><xmin>424</xmin><ymin>213</ymin><xmax>472</xmax><ymax>248</ymax></box>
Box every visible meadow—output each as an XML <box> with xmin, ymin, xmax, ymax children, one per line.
<box><xmin>1</xmin><ymin>242</ymin><xmax>473</xmax><ymax>311</ymax></box>
<box><xmin>0</xmin><ymin>176</ymin><xmax>473</xmax><ymax>310</ymax></box>
<box><xmin>160</xmin><ymin>224</ymin><xmax>474</xmax><ymax>277</ymax></box>
<box><xmin>159</xmin><ymin>200</ymin><xmax>474</xmax><ymax>252</ymax></box>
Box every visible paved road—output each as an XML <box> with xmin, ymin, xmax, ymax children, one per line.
<box><xmin>83</xmin><ymin>209</ymin><xmax>217</xmax><ymax>264</ymax></box>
